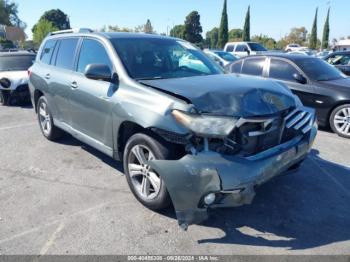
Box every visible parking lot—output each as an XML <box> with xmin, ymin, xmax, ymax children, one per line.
<box><xmin>0</xmin><ymin>104</ymin><xmax>349</xmax><ymax>255</ymax></box>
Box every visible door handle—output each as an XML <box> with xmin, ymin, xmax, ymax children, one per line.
<box><xmin>71</xmin><ymin>81</ymin><xmax>78</xmax><ymax>89</ymax></box>
<box><xmin>45</xmin><ymin>73</ymin><xmax>50</xmax><ymax>80</ymax></box>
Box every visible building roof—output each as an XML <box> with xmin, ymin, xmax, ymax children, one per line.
<box><xmin>337</xmin><ymin>39</ymin><xmax>350</xmax><ymax>46</ymax></box>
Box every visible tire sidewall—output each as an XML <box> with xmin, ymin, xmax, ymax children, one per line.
<box><xmin>0</xmin><ymin>90</ymin><xmax>9</xmax><ymax>106</ymax></box>
<box><xmin>330</xmin><ymin>104</ymin><xmax>350</xmax><ymax>138</ymax></box>
<box><xmin>123</xmin><ymin>133</ymin><xmax>171</xmax><ymax>210</ymax></box>
<box><xmin>37</xmin><ymin>96</ymin><xmax>55</xmax><ymax>140</ymax></box>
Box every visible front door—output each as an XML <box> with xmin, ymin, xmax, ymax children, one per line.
<box><xmin>69</xmin><ymin>38</ymin><xmax>116</xmax><ymax>148</ymax></box>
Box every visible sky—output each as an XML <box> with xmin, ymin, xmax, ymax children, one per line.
<box><xmin>16</xmin><ymin>0</ymin><xmax>350</xmax><ymax>41</ymax></box>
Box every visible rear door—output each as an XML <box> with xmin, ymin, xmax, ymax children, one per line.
<box><xmin>240</xmin><ymin>57</ymin><xmax>267</xmax><ymax>77</ymax></box>
<box><xmin>69</xmin><ymin>37</ymin><xmax>115</xmax><ymax>148</ymax></box>
<box><xmin>50</xmin><ymin>37</ymin><xmax>80</xmax><ymax>124</ymax></box>
<box><xmin>267</xmin><ymin>58</ymin><xmax>316</xmax><ymax>108</ymax></box>
<box><xmin>234</xmin><ymin>44</ymin><xmax>250</xmax><ymax>57</ymax></box>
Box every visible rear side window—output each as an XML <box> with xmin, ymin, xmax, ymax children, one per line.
<box><xmin>235</xmin><ymin>44</ymin><xmax>248</xmax><ymax>52</ymax></box>
<box><xmin>55</xmin><ymin>38</ymin><xmax>79</xmax><ymax>70</ymax></box>
<box><xmin>241</xmin><ymin>58</ymin><xmax>265</xmax><ymax>76</ymax></box>
<box><xmin>226</xmin><ymin>44</ymin><xmax>235</xmax><ymax>52</ymax></box>
<box><xmin>77</xmin><ymin>39</ymin><xmax>112</xmax><ymax>73</ymax></box>
<box><xmin>269</xmin><ymin>59</ymin><xmax>299</xmax><ymax>81</ymax></box>
<box><xmin>230</xmin><ymin>60</ymin><xmax>242</xmax><ymax>73</ymax></box>
<box><xmin>40</xmin><ymin>40</ymin><xmax>57</xmax><ymax>64</ymax></box>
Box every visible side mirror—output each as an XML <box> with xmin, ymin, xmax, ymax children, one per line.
<box><xmin>85</xmin><ymin>64</ymin><xmax>112</xmax><ymax>82</ymax></box>
<box><xmin>293</xmin><ymin>73</ymin><xmax>307</xmax><ymax>84</ymax></box>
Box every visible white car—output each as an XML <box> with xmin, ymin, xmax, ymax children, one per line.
<box><xmin>223</xmin><ymin>42</ymin><xmax>267</xmax><ymax>58</ymax></box>
<box><xmin>0</xmin><ymin>51</ymin><xmax>35</xmax><ymax>106</ymax></box>
<box><xmin>204</xmin><ymin>50</ymin><xmax>238</xmax><ymax>67</ymax></box>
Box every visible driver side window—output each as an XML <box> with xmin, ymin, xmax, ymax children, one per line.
<box><xmin>269</xmin><ymin>59</ymin><xmax>300</xmax><ymax>82</ymax></box>
<box><xmin>77</xmin><ymin>39</ymin><xmax>112</xmax><ymax>73</ymax></box>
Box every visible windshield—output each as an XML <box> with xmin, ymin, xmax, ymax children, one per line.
<box><xmin>0</xmin><ymin>55</ymin><xmax>35</xmax><ymax>71</ymax></box>
<box><xmin>214</xmin><ymin>51</ymin><xmax>237</xmax><ymax>62</ymax></box>
<box><xmin>297</xmin><ymin>58</ymin><xmax>347</xmax><ymax>81</ymax></box>
<box><xmin>247</xmin><ymin>43</ymin><xmax>267</xmax><ymax>52</ymax></box>
<box><xmin>111</xmin><ymin>38</ymin><xmax>223</xmax><ymax>80</ymax></box>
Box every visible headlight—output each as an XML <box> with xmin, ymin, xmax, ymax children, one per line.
<box><xmin>172</xmin><ymin>110</ymin><xmax>238</xmax><ymax>138</ymax></box>
<box><xmin>0</xmin><ymin>78</ymin><xmax>11</xmax><ymax>88</ymax></box>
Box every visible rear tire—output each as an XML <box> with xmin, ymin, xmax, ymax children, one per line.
<box><xmin>0</xmin><ymin>90</ymin><xmax>10</xmax><ymax>106</ymax></box>
<box><xmin>330</xmin><ymin>104</ymin><xmax>350</xmax><ymax>139</ymax></box>
<box><xmin>37</xmin><ymin>96</ymin><xmax>63</xmax><ymax>141</ymax></box>
<box><xmin>123</xmin><ymin>133</ymin><xmax>173</xmax><ymax>210</ymax></box>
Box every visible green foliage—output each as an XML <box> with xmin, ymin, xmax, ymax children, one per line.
<box><xmin>0</xmin><ymin>37</ymin><xmax>14</xmax><ymax>48</ymax></box>
<box><xmin>242</xmin><ymin>6</ymin><xmax>250</xmax><ymax>41</ymax></box>
<box><xmin>218</xmin><ymin>0</ymin><xmax>228</xmax><ymax>48</ymax></box>
<box><xmin>144</xmin><ymin>19</ymin><xmax>154</xmax><ymax>34</ymax></box>
<box><xmin>251</xmin><ymin>34</ymin><xmax>276</xmax><ymax>50</ymax></box>
<box><xmin>286</xmin><ymin>27</ymin><xmax>308</xmax><ymax>45</ymax></box>
<box><xmin>309</xmin><ymin>8</ymin><xmax>318</xmax><ymax>49</ymax></box>
<box><xmin>229</xmin><ymin>28</ymin><xmax>243</xmax><ymax>41</ymax></box>
<box><xmin>32</xmin><ymin>9</ymin><xmax>70</xmax><ymax>33</ymax></box>
<box><xmin>0</xmin><ymin>0</ymin><xmax>25</xmax><ymax>27</ymax></box>
<box><xmin>321</xmin><ymin>8</ymin><xmax>330</xmax><ymax>49</ymax></box>
<box><xmin>170</xmin><ymin>25</ymin><xmax>185</xmax><ymax>39</ymax></box>
<box><xmin>206</xmin><ymin>27</ymin><xmax>219</xmax><ymax>49</ymax></box>
<box><xmin>33</xmin><ymin>19</ymin><xmax>58</xmax><ymax>45</ymax></box>
<box><xmin>183</xmin><ymin>11</ymin><xmax>203</xmax><ymax>44</ymax></box>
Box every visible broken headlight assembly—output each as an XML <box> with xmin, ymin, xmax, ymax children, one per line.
<box><xmin>172</xmin><ymin>110</ymin><xmax>238</xmax><ymax>138</ymax></box>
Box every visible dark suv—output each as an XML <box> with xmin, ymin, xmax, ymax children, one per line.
<box><xmin>29</xmin><ymin>29</ymin><xmax>317</xmax><ymax>229</ymax></box>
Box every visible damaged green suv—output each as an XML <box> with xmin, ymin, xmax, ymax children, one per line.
<box><xmin>29</xmin><ymin>29</ymin><xmax>317</xmax><ymax>229</ymax></box>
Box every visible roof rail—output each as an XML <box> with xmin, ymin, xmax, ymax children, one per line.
<box><xmin>49</xmin><ymin>28</ymin><xmax>94</xmax><ymax>36</ymax></box>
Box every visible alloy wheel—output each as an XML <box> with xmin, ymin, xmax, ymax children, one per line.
<box><xmin>39</xmin><ymin>101</ymin><xmax>52</xmax><ymax>136</ymax></box>
<box><xmin>334</xmin><ymin>107</ymin><xmax>350</xmax><ymax>136</ymax></box>
<box><xmin>127</xmin><ymin>144</ymin><xmax>161</xmax><ymax>200</ymax></box>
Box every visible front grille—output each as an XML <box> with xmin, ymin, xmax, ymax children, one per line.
<box><xmin>228</xmin><ymin>107</ymin><xmax>314</xmax><ymax>156</ymax></box>
<box><xmin>285</xmin><ymin>107</ymin><xmax>314</xmax><ymax>134</ymax></box>
<box><xmin>15</xmin><ymin>84</ymin><xmax>29</xmax><ymax>92</ymax></box>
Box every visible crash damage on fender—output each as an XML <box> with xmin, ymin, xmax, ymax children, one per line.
<box><xmin>141</xmin><ymin>74</ymin><xmax>318</xmax><ymax>230</ymax></box>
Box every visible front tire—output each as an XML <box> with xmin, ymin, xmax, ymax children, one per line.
<box><xmin>330</xmin><ymin>104</ymin><xmax>350</xmax><ymax>138</ymax></box>
<box><xmin>37</xmin><ymin>96</ymin><xmax>63</xmax><ymax>141</ymax></box>
<box><xmin>123</xmin><ymin>133</ymin><xmax>172</xmax><ymax>210</ymax></box>
<box><xmin>0</xmin><ymin>90</ymin><xmax>10</xmax><ymax>106</ymax></box>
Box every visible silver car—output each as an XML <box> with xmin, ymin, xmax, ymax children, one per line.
<box><xmin>29</xmin><ymin>29</ymin><xmax>317</xmax><ymax>229</ymax></box>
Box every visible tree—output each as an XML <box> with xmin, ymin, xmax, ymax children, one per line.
<box><xmin>0</xmin><ymin>0</ymin><xmax>25</xmax><ymax>27</ymax></box>
<box><xmin>309</xmin><ymin>7</ymin><xmax>318</xmax><ymax>49</ymax></box>
<box><xmin>242</xmin><ymin>6</ymin><xmax>250</xmax><ymax>41</ymax></box>
<box><xmin>32</xmin><ymin>9</ymin><xmax>70</xmax><ymax>33</ymax></box>
<box><xmin>144</xmin><ymin>19</ymin><xmax>154</xmax><ymax>34</ymax></box>
<box><xmin>285</xmin><ymin>27</ymin><xmax>308</xmax><ymax>45</ymax></box>
<box><xmin>33</xmin><ymin>19</ymin><xmax>58</xmax><ymax>45</ymax></box>
<box><xmin>170</xmin><ymin>25</ymin><xmax>185</xmax><ymax>39</ymax></box>
<box><xmin>229</xmin><ymin>28</ymin><xmax>243</xmax><ymax>41</ymax></box>
<box><xmin>218</xmin><ymin>0</ymin><xmax>228</xmax><ymax>48</ymax></box>
<box><xmin>321</xmin><ymin>8</ymin><xmax>330</xmax><ymax>49</ymax></box>
<box><xmin>251</xmin><ymin>34</ymin><xmax>276</xmax><ymax>50</ymax></box>
<box><xmin>183</xmin><ymin>11</ymin><xmax>203</xmax><ymax>44</ymax></box>
<box><xmin>107</xmin><ymin>25</ymin><xmax>133</xmax><ymax>32</ymax></box>
<box><xmin>206</xmin><ymin>27</ymin><xmax>219</xmax><ymax>48</ymax></box>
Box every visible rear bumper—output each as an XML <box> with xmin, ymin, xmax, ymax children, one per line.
<box><xmin>149</xmin><ymin>123</ymin><xmax>317</xmax><ymax>229</ymax></box>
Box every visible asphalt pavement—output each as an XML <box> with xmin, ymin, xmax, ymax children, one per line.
<box><xmin>0</xmin><ymin>105</ymin><xmax>350</xmax><ymax>255</ymax></box>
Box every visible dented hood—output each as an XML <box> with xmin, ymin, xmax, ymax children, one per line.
<box><xmin>140</xmin><ymin>74</ymin><xmax>297</xmax><ymax>117</ymax></box>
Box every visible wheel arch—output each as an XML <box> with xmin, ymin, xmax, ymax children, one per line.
<box><xmin>33</xmin><ymin>89</ymin><xmax>44</xmax><ymax>113</ymax></box>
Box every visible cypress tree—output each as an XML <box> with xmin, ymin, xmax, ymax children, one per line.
<box><xmin>218</xmin><ymin>0</ymin><xmax>228</xmax><ymax>49</ymax></box>
<box><xmin>309</xmin><ymin>8</ymin><xmax>318</xmax><ymax>49</ymax></box>
<box><xmin>242</xmin><ymin>6</ymin><xmax>250</xmax><ymax>41</ymax></box>
<box><xmin>321</xmin><ymin>8</ymin><xmax>330</xmax><ymax>49</ymax></box>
